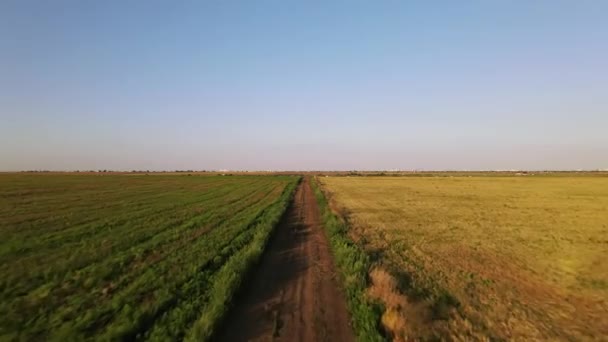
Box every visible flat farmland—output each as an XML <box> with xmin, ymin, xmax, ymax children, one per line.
<box><xmin>319</xmin><ymin>175</ymin><xmax>608</xmax><ymax>340</ymax></box>
<box><xmin>0</xmin><ymin>174</ymin><xmax>298</xmax><ymax>341</ymax></box>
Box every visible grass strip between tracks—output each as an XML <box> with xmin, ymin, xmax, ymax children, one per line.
<box><xmin>310</xmin><ymin>177</ymin><xmax>384</xmax><ymax>341</ymax></box>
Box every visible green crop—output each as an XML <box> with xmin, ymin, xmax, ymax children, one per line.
<box><xmin>0</xmin><ymin>173</ymin><xmax>299</xmax><ymax>341</ymax></box>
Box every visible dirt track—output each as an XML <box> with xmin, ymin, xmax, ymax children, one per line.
<box><xmin>218</xmin><ymin>177</ymin><xmax>355</xmax><ymax>342</ymax></box>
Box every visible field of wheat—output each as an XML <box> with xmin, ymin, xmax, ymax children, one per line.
<box><xmin>319</xmin><ymin>175</ymin><xmax>608</xmax><ymax>340</ymax></box>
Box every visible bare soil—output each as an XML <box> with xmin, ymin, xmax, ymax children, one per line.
<box><xmin>217</xmin><ymin>177</ymin><xmax>355</xmax><ymax>342</ymax></box>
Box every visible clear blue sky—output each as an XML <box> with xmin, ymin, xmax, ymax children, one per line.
<box><xmin>1</xmin><ymin>1</ymin><xmax>607</xmax><ymax>171</ymax></box>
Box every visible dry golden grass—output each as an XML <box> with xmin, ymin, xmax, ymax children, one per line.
<box><xmin>319</xmin><ymin>175</ymin><xmax>608</xmax><ymax>341</ymax></box>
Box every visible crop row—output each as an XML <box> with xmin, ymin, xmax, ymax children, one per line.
<box><xmin>0</xmin><ymin>174</ymin><xmax>299</xmax><ymax>340</ymax></box>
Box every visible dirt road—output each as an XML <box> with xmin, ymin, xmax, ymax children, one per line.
<box><xmin>217</xmin><ymin>177</ymin><xmax>355</xmax><ymax>342</ymax></box>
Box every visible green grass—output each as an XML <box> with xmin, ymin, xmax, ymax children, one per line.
<box><xmin>0</xmin><ymin>173</ymin><xmax>299</xmax><ymax>341</ymax></box>
<box><xmin>310</xmin><ymin>177</ymin><xmax>384</xmax><ymax>341</ymax></box>
<box><xmin>320</xmin><ymin>175</ymin><xmax>608</xmax><ymax>340</ymax></box>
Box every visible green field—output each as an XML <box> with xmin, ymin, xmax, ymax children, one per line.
<box><xmin>319</xmin><ymin>175</ymin><xmax>608</xmax><ymax>341</ymax></box>
<box><xmin>0</xmin><ymin>174</ymin><xmax>299</xmax><ymax>341</ymax></box>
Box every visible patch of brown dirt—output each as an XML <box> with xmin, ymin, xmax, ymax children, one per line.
<box><xmin>217</xmin><ymin>177</ymin><xmax>355</xmax><ymax>342</ymax></box>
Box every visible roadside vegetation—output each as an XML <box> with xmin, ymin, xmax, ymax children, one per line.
<box><xmin>310</xmin><ymin>177</ymin><xmax>384</xmax><ymax>341</ymax></box>
<box><xmin>0</xmin><ymin>173</ymin><xmax>299</xmax><ymax>341</ymax></box>
<box><xmin>319</xmin><ymin>175</ymin><xmax>608</xmax><ymax>340</ymax></box>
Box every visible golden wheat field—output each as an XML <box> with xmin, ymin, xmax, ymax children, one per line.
<box><xmin>319</xmin><ymin>175</ymin><xmax>608</xmax><ymax>341</ymax></box>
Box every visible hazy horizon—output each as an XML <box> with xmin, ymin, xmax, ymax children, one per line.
<box><xmin>2</xmin><ymin>1</ymin><xmax>607</xmax><ymax>171</ymax></box>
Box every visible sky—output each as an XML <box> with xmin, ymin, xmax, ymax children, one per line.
<box><xmin>1</xmin><ymin>1</ymin><xmax>607</xmax><ymax>171</ymax></box>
